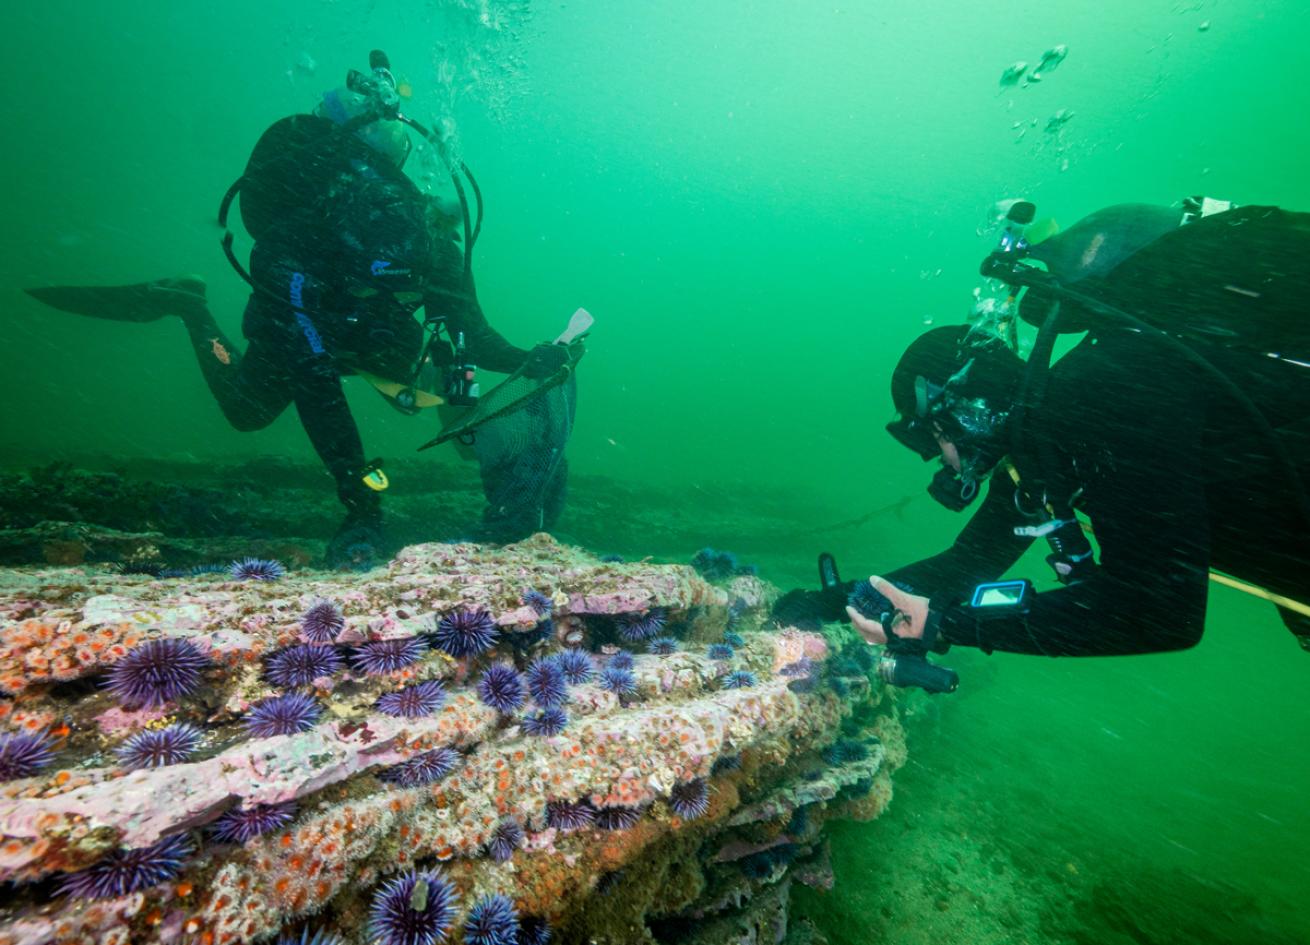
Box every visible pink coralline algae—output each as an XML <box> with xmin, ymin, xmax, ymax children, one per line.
<box><xmin>0</xmin><ymin>534</ymin><xmax>895</xmax><ymax>945</ymax></box>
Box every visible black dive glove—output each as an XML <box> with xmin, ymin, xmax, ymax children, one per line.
<box><xmin>521</xmin><ymin>341</ymin><xmax>581</xmax><ymax>379</ymax></box>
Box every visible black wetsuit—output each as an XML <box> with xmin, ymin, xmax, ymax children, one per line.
<box><xmin>181</xmin><ymin>237</ymin><xmax>527</xmax><ymax>526</ymax></box>
<box><xmin>890</xmin><ymin>328</ymin><xmax>1310</xmax><ymax>656</ymax></box>
<box><xmin>891</xmin><ymin>208</ymin><xmax>1310</xmax><ymax>656</ymax></box>
<box><xmin>182</xmin><ymin>117</ymin><xmax>529</xmax><ymax>532</ymax></box>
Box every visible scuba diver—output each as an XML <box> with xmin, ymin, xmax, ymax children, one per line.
<box><xmin>26</xmin><ymin>51</ymin><xmax>581</xmax><ymax>565</ymax></box>
<box><xmin>776</xmin><ymin>199</ymin><xmax>1310</xmax><ymax>675</ymax></box>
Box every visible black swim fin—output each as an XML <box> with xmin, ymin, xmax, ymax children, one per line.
<box><xmin>24</xmin><ymin>276</ymin><xmax>208</xmax><ymax>323</ymax></box>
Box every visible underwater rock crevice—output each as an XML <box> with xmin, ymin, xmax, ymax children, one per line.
<box><xmin>0</xmin><ymin>535</ymin><xmax>906</xmax><ymax>944</ymax></box>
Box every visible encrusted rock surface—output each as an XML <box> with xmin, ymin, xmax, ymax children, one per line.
<box><xmin>0</xmin><ymin>534</ymin><xmax>904</xmax><ymax>944</ymax></box>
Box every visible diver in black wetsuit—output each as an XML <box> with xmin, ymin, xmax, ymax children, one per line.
<box><xmin>26</xmin><ymin>52</ymin><xmax>575</xmax><ymax>566</ymax></box>
<box><xmin>777</xmin><ymin>202</ymin><xmax>1310</xmax><ymax>660</ymax></box>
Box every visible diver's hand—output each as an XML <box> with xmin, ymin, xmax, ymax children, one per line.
<box><xmin>846</xmin><ymin>576</ymin><xmax>930</xmax><ymax>645</ymax></box>
<box><xmin>521</xmin><ymin>341</ymin><xmax>578</xmax><ymax>379</ymax></box>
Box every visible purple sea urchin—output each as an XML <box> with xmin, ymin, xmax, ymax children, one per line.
<box><xmin>114</xmin><ymin>723</ymin><xmax>202</xmax><ymax>770</ymax></box>
<box><xmin>376</xmin><ymin>680</ymin><xmax>446</xmax><ymax>719</ymax></box>
<box><xmin>556</xmin><ymin>649</ymin><xmax>594</xmax><ymax>685</ymax></box>
<box><xmin>0</xmin><ymin>730</ymin><xmax>56</xmax><ymax>781</ymax></box>
<box><xmin>367</xmin><ymin>868</ymin><xmax>456</xmax><ymax>945</ymax></box>
<box><xmin>723</xmin><ymin>631</ymin><xmax>746</xmax><ymax>648</ymax></box>
<box><xmin>522</xmin><ymin>589</ymin><xmax>554</xmax><ymax>616</ymax></box>
<box><xmin>210</xmin><ymin>801</ymin><xmax>298</xmax><ymax>844</ymax></box>
<box><xmin>300</xmin><ymin>600</ymin><xmax>345</xmax><ymax>643</ymax></box>
<box><xmin>244</xmin><ymin>693</ymin><xmax>322</xmax><ymax>738</ymax></box>
<box><xmin>711</xmin><ymin>754</ymin><xmax>742</xmax><ymax>775</ymax></box>
<box><xmin>647</xmin><ymin>637</ymin><xmax>678</xmax><ymax>656</ymax></box>
<box><xmin>787</xmin><ymin>675</ymin><xmax>819</xmax><ymax>694</ymax></box>
<box><xmin>105</xmin><ymin>638</ymin><xmax>208</xmax><ymax>709</ymax></box>
<box><xmin>465</xmin><ymin>893</ymin><xmax>520</xmax><ymax>945</ymax></box>
<box><xmin>525</xmin><ymin>658</ymin><xmax>567</xmax><ymax>709</ymax></box>
<box><xmin>381</xmin><ymin>747</ymin><xmax>459</xmax><ymax>788</ymax></box>
<box><xmin>433</xmin><ymin>608</ymin><xmax>499</xmax><ymax>658</ymax></box>
<box><xmin>350</xmin><ymin>637</ymin><xmax>428</xmax><ymax>676</ymax></box>
<box><xmin>486</xmin><ymin>817</ymin><xmax>524</xmax><ymax>863</ymax></box>
<box><xmin>706</xmin><ymin>643</ymin><xmax>734</xmax><ymax>661</ymax></box>
<box><xmin>229</xmin><ymin>557</ymin><xmax>285</xmax><ymax>581</ymax></box>
<box><xmin>594</xmin><ymin>805</ymin><xmax>641</xmax><ymax>831</ymax></box>
<box><xmin>722</xmin><ymin>670</ymin><xmax>757</xmax><ymax>689</ymax></box>
<box><xmin>545</xmin><ymin>799</ymin><xmax>596</xmax><ymax>832</ymax></box>
<box><xmin>518</xmin><ymin>917</ymin><xmax>552</xmax><ymax>945</ymax></box>
<box><xmin>779</xmin><ymin>658</ymin><xmax>814</xmax><ymax>678</ymax></box>
<box><xmin>477</xmin><ymin>663</ymin><xmax>526</xmax><ymax>714</ymax></box>
<box><xmin>599</xmin><ymin>666</ymin><xmax>637</xmax><ymax>696</ymax></box>
<box><xmin>277</xmin><ymin>930</ymin><xmax>347</xmax><ymax>945</ymax></box>
<box><xmin>57</xmin><ymin>833</ymin><xmax>194</xmax><ymax>899</ymax></box>
<box><xmin>617</xmin><ymin>610</ymin><xmax>665</xmax><ymax>642</ymax></box>
<box><xmin>265</xmin><ymin>644</ymin><xmax>343</xmax><ymax>689</ymax></box>
<box><xmin>607</xmin><ymin>651</ymin><xmax>634</xmax><ymax>671</ymax></box>
<box><xmin>669</xmin><ymin>778</ymin><xmax>710</xmax><ymax>820</ymax></box>
<box><xmin>521</xmin><ymin>708</ymin><xmax>568</xmax><ymax>738</ymax></box>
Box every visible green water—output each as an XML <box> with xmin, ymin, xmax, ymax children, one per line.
<box><xmin>3</xmin><ymin>1</ymin><xmax>1308</xmax><ymax>941</ymax></box>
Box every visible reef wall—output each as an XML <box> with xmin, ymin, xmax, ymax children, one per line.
<box><xmin>0</xmin><ymin>535</ymin><xmax>906</xmax><ymax>945</ymax></box>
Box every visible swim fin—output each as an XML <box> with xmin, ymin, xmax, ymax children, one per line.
<box><xmin>24</xmin><ymin>276</ymin><xmax>209</xmax><ymax>323</ymax></box>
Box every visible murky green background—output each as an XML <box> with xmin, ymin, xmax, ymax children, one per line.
<box><xmin>3</xmin><ymin>1</ymin><xmax>1307</xmax><ymax>941</ymax></box>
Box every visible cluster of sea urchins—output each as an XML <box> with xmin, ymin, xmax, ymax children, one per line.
<box><xmin>33</xmin><ymin>583</ymin><xmax>733</xmax><ymax>923</ymax></box>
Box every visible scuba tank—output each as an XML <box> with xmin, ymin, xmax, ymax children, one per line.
<box><xmin>982</xmin><ymin>198</ymin><xmax>1310</xmax><ymax>538</ymax></box>
<box><xmin>1015</xmin><ymin>202</ymin><xmax>1310</xmax><ymax>363</ymax></box>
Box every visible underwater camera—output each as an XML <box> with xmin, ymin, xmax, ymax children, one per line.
<box><xmin>820</xmin><ymin>554</ymin><xmax>959</xmax><ymax>695</ymax></box>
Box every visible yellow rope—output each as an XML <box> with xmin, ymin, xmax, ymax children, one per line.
<box><xmin>1207</xmin><ymin>571</ymin><xmax>1310</xmax><ymax>618</ymax></box>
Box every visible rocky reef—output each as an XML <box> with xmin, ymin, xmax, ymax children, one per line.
<box><xmin>0</xmin><ymin>534</ymin><xmax>906</xmax><ymax>945</ymax></box>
